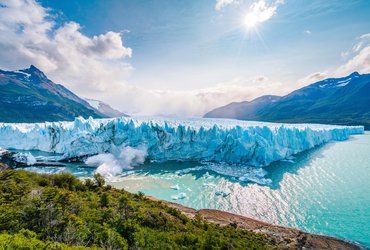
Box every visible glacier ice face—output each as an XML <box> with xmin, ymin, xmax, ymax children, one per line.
<box><xmin>0</xmin><ymin>116</ymin><xmax>364</xmax><ymax>167</ymax></box>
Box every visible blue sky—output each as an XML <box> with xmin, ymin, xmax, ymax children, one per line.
<box><xmin>39</xmin><ymin>0</ymin><xmax>370</xmax><ymax>89</ymax></box>
<box><xmin>1</xmin><ymin>0</ymin><xmax>370</xmax><ymax>115</ymax></box>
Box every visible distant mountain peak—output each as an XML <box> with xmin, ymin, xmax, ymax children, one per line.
<box><xmin>350</xmin><ymin>71</ymin><xmax>360</xmax><ymax>77</ymax></box>
<box><xmin>0</xmin><ymin>66</ymin><xmax>104</xmax><ymax>122</ymax></box>
<box><xmin>20</xmin><ymin>65</ymin><xmax>48</xmax><ymax>81</ymax></box>
<box><xmin>29</xmin><ymin>65</ymin><xmax>40</xmax><ymax>71</ymax></box>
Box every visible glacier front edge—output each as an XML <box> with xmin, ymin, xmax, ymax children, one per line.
<box><xmin>0</xmin><ymin>116</ymin><xmax>364</xmax><ymax>167</ymax></box>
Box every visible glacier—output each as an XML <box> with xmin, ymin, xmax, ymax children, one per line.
<box><xmin>0</xmin><ymin>116</ymin><xmax>364</xmax><ymax>167</ymax></box>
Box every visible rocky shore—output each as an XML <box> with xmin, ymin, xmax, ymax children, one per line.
<box><xmin>148</xmin><ymin>196</ymin><xmax>364</xmax><ymax>250</ymax></box>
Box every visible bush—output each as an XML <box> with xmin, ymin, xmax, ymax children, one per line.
<box><xmin>0</xmin><ymin>170</ymin><xmax>271</xmax><ymax>250</ymax></box>
<box><xmin>0</xmin><ymin>229</ymin><xmax>95</xmax><ymax>250</ymax></box>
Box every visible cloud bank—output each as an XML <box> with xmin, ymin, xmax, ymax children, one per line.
<box><xmin>0</xmin><ymin>0</ymin><xmax>132</xmax><ymax>97</ymax></box>
<box><xmin>298</xmin><ymin>33</ymin><xmax>370</xmax><ymax>86</ymax></box>
<box><xmin>336</xmin><ymin>33</ymin><xmax>370</xmax><ymax>76</ymax></box>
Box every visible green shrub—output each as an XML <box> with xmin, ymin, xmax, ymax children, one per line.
<box><xmin>0</xmin><ymin>170</ymin><xmax>271</xmax><ymax>250</ymax></box>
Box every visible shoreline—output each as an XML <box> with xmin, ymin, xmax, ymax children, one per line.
<box><xmin>1</xmin><ymin>148</ymin><xmax>367</xmax><ymax>249</ymax></box>
<box><xmin>147</xmin><ymin>196</ymin><xmax>364</xmax><ymax>250</ymax></box>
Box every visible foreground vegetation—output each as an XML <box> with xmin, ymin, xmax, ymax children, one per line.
<box><xmin>0</xmin><ymin>169</ymin><xmax>273</xmax><ymax>249</ymax></box>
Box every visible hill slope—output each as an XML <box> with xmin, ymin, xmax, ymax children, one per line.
<box><xmin>86</xmin><ymin>98</ymin><xmax>128</xmax><ymax>117</ymax></box>
<box><xmin>0</xmin><ymin>65</ymin><xmax>104</xmax><ymax>122</ymax></box>
<box><xmin>0</xmin><ymin>169</ymin><xmax>272</xmax><ymax>249</ymax></box>
<box><xmin>205</xmin><ymin>95</ymin><xmax>281</xmax><ymax>120</ymax></box>
<box><xmin>205</xmin><ymin>72</ymin><xmax>370</xmax><ymax>129</ymax></box>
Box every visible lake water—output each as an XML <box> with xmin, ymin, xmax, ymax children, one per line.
<box><xmin>19</xmin><ymin>132</ymin><xmax>370</xmax><ymax>247</ymax></box>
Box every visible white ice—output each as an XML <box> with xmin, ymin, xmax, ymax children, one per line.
<box><xmin>12</xmin><ymin>152</ymin><xmax>36</xmax><ymax>165</ymax></box>
<box><xmin>0</xmin><ymin>116</ymin><xmax>364</xmax><ymax>168</ymax></box>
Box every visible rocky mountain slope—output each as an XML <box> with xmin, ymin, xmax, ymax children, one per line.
<box><xmin>0</xmin><ymin>65</ymin><xmax>105</xmax><ymax>122</ymax></box>
<box><xmin>205</xmin><ymin>72</ymin><xmax>370</xmax><ymax>129</ymax></box>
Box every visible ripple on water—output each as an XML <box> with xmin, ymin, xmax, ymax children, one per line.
<box><xmin>17</xmin><ymin>133</ymin><xmax>370</xmax><ymax>247</ymax></box>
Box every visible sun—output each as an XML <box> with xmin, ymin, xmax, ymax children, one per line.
<box><xmin>244</xmin><ymin>13</ymin><xmax>259</xmax><ymax>28</ymax></box>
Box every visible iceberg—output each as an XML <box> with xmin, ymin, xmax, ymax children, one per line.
<box><xmin>171</xmin><ymin>192</ymin><xmax>187</xmax><ymax>200</ymax></box>
<box><xmin>0</xmin><ymin>116</ymin><xmax>364</xmax><ymax>167</ymax></box>
<box><xmin>170</xmin><ymin>184</ymin><xmax>180</xmax><ymax>190</ymax></box>
<box><xmin>215</xmin><ymin>190</ymin><xmax>230</xmax><ymax>197</ymax></box>
<box><xmin>12</xmin><ymin>152</ymin><xmax>37</xmax><ymax>166</ymax></box>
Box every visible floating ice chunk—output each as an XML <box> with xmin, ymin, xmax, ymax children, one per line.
<box><xmin>171</xmin><ymin>192</ymin><xmax>187</xmax><ymax>200</ymax></box>
<box><xmin>203</xmin><ymin>183</ymin><xmax>217</xmax><ymax>187</ymax></box>
<box><xmin>281</xmin><ymin>155</ymin><xmax>296</xmax><ymax>163</ymax></box>
<box><xmin>286</xmin><ymin>155</ymin><xmax>295</xmax><ymax>161</ymax></box>
<box><xmin>239</xmin><ymin>176</ymin><xmax>272</xmax><ymax>185</ymax></box>
<box><xmin>281</xmin><ymin>159</ymin><xmax>296</xmax><ymax>163</ymax></box>
<box><xmin>177</xmin><ymin>192</ymin><xmax>187</xmax><ymax>199</ymax></box>
<box><xmin>215</xmin><ymin>190</ymin><xmax>230</xmax><ymax>197</ymax></box>
<box><xmin>170</xmin><ymin>184</ymin><xmax>180</xmax><ymax>190</ymax></box>
<box><xmin>34</xmin><ymin>155</ymin><xmax>61</xmax><ymax>162</ymax></box>
<box><xmin>238</xmin><ymin>168</ymin><xmax>272</xmax><ymax>185</ymax></box>
<box><xmin>203</xmin><ymin>171</ymin><xmax>212</xmax><ymax>179</ymax></box>
<box><xmin>175</xmin><ymin>166</ymin><xmax>203</xmax><ymax>175</ymax></box>
<box><xmin>13</xmin><ymin>152</ymin><xmax>36</xmax><ymax>165</ymax></box>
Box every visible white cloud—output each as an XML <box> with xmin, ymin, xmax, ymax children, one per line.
<box><xmin>243</xmin><ymin>0</ymin><xmax>284</xmax><ymax>26</ymax></box>
<box><xmin>298</xmin><ymin>71</ymin><xmax>328</xmax><ymax>86</ymax></box>
<box><xmin>305</xmin><ymin>30</ymin><xmax>311</xmax><ymax>35</ymax></box>
<box><xmin>96</xmin><ymin>76</ymin><xmax>286</xmax><ymax>116</ymax></box>
<box><xmin>359</xmin><ymin>33</ymin><xmax>370</xmax><ymax>40</ymax></box>
<box><xmin>215</xmin><ymin>0</ymin><xmax>237</xmax><ymax>11</ymax></box>
<box><xmin>335</xmin><ymin>33</ymin><xmax>370</xmax><ymax>76</ymax></box>
<box><xmin>0</xmin><ymin>0</ymin><xmax>132</xmax><ymax>96</ymax></box>
<box><xmin>336</xmin><ymin>46</ymin><xmax>370</xmax><ymax>76</ymax></box>
<box><xmin>299</xmin><ymin>33</ymin><xmax>370</xmax><ymax>86</ymax></box>
<box><xmin>340</xmin><ymin>33</ymin><xmax>370</xmax><ymax>59</ymax></box>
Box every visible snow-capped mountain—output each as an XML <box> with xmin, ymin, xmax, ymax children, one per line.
<box><xmin>205</xmin><ymin>72</ymin><xmax>370</xmax><ymax>129</ymax></box>
<box><xmin>0</xmin><ymin>65</ymin><xmax>105</xmax><ymax>122</ymax></box>
<box><xmin>85</xmin><ymin>98</ymin><xmax>128</xmax><ymax>118</ymax></box>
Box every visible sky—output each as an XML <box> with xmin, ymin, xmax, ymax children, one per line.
<box><xmin>0</xmin><ymin>0</ymin><xmax>370</xmax><ymax>116</ymax></box>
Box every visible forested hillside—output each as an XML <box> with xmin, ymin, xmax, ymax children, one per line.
<box><xmin>0</xmin><ymin>169</ymin><xmax>271</xmax><ymax>249</ymax></box>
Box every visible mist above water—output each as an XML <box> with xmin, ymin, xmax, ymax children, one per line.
<box><xmin>85</xmin><ymin>146</ymin><xmax>147</xmax><ymax>177</ymax></box>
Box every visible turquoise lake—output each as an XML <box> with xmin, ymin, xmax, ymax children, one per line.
<box><xmin>21</xmin><ymin>132</ymin><xmax>370</xmax><ymax>248</ymax></box>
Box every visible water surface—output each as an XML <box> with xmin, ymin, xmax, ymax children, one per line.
<box><xmin>20</xmin><ymin>133</ymin><xmax>370</xmax><ymax>247</ymax></box>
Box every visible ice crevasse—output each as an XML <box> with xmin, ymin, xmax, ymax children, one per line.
<box><xmin>0</xmin><ymin>116</ymin><xmax>364</xmax><ymax>167</ymax></box>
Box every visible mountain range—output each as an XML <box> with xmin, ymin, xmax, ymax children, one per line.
<box><xmin>2</xmin><ymin>66</ymin><xmax>369</xmax><ymax>128</ymax></box>
<box><xmin>204</xmin><ymin>72</ymin><xmax>370</xmax><ymax>129</ymax></box>
<box><xmin>0</xmin><ymin>65</ymin><xmax>126</xmax><ymax>123</ymax></box>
